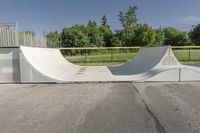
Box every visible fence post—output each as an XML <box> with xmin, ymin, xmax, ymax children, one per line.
<box><xmin>23</xmin><ymin>32</ymin><xmax>25</xmax><ymax>46</ymax></box>
<box><xmin>111</xmin><ymin>48</ymin><xmax>113</xmax><ymax>62</ymax></box>
<box><xmin>188</xmin><ymin>48</ymin><xmax>191</xmax><ymax>61</ymax></box>
<box><xmin>85</xmin><ymin>49</ymin><xmax>87</xmax><ymax>62</ymax></box>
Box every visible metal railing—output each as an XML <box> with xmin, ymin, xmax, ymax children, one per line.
<box><xmin>60</xmin><ymin>46</ymin><xmax>200</xmax><ymax>64</ymax></box>
<box><xmin>0</xmin><ymin>26</ymin><xmax>46</xmax><ymax>47</ymax></box>
<box><xmin>60</xmin><ymin>47</ymin><xmax>140</xmax><ymax>63</ymax></box>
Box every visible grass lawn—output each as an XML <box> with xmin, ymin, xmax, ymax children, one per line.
<box><xmin>65</xmin><ymin>53</ymin><xmax>136</xmax><ymax>66</ymax></box>
<box><xmin>64</xmin><ymin>49</ymin><xmax>200</xmax><ymax>66</ymax></box>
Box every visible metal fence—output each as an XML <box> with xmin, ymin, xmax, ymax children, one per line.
<box><xmin>60</xmin><ymin>46</ymin><xmax>200</xmax><ymax>65</ymax></box>
<box><xmin>0</xmin><ymin>26</ymin><xmax>46</xmax><ymax>47</ymax></box>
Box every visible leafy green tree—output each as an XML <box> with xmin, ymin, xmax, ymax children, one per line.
<box><xmin>99</xmin><ymin>16</ymin><xmax>114</xmax><ymax>46</ymax></box>
<box><xmin>175</xmin><ymin>32</ymin><xmax>190</xmax><ymax>46</ymax></box>
<box><xmin>61</xmin><ymin>25</ymin><xmax>89</xmax><ymax>47</ymax></box>
<box><xmin>133</xmin><ymin>24</ymin><xmax>156</xmax><ymax>46</ymax></box>
<box><xmin>119</xmin><ymin>5</ymin><xmax>138</xmax><ymax>29</ymax></box>
<box><xmin>110</xmin><ymin>35</ymin><xmax>122</xmax><ymax>46</ymax></box>
<box><xmin>99</xmin><ymin>25</ymin><xmax>113</xmax><ymax>46</ymax></box>
<box><xmin>47</xmin><ymin>4</ymin><xmax>195</xmax><ymax>48</ymax></box>
<box><xmin>22</xmin><ymin>31</ymin><xmax>35</xmax><ymax>36</ymax></box>
<box><xmin>154</xmin><ymin>29</ymin><xmax>165</xmax><ymax>46</ymax></box>
<box><xmin>86</xmin><ymin>21</ymin><xmax>104</xmax><ymax>46</ymax></box>
<box><xmin>163</xmin><ymin>27</ymin><xmax>179</xmax><ymax>44</ymax></box>
<box><xmin>135</xmin><ymin>24</ymin><xmax>156</xmax><ymax>46</ymax></box>
<box><xmin>46</xmin><ymin>31</ymin><xmax>61</xmax><ymax>48</ymax></box>
<box><xmin>189</xmin><ymin>24</ymin><xmax>200</xmax><ymax>45</ymax></box>
<box><xmin>119</xmin><ymin>24</ymin><xmax>156</xmax><ymax>46</ymax></box>
<box><xmin>163</xmin><ymin>27</ymin><xmax>190</xmax><ymax>45</ymax></box>
<box><xmin>120</xmin><ymin>26</ymin><xmax>136</xmax><ymax>46</ymax></box>
<box><xmin>118</xmin><ymin>5</ymin><xmax>140</xmax><ymax>46</ymax></box>
<box><xmin>109</xmin><ymin>30</ymin><xmax>122</xmax><ymax>46</ymax></box>
<box><xmin>101</xmin><ymin>15</ymin><xmax>107</xmax><ymax>26</ymax></box>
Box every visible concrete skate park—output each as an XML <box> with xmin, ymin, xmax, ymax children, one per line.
<box><xmin>1</xmin><ymin>45</ymin><xmax>200</xmax><ymax>133</ymax></box>
<box><xmin>1</xmin><ymin>45</ymin><xmax>200</xmax><ymax>83</ymax></box>
<box><xmin>2</xmin><ymin>27</ymin><xmax>200</xmax><ymax>133</ymax></box>
<box><xmin>0</xmin><ymin>22</ymin><xmax>199</xmax><ymax>83</ymax></box>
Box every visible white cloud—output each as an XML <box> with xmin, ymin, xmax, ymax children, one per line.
<box><xmin>179</xmin><ymin>16</ymin><xmax>200</xmax><ymax>24</ymax></box>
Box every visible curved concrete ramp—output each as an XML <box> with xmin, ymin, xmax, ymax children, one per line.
<box><xmin>20</xmin><ymin>46</ymin><xmax>80</xmax><ymax>82</ymax></box>
<box><xmin>19</xmin><ymin>46</ymin><xmax>182</xmax><ymax>83</ymax></box>
<box><xmin>108</xmin><ymin>46</ymin><xmax>180</xmax><ymax>75</ymax></box>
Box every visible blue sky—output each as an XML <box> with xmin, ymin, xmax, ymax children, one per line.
<box><xmin>0</xmin><ymin>0</ymin><xmax>200</xmax><ymax>35</ymax></box>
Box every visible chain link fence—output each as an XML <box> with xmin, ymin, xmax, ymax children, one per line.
<box><xmin>60</xmin><ymin>46</ymin><xmax>200</xmax><ymax>65</ymax></box>
<box><xmin>0</xmin><ymin>26</ymin><xmax>46</xmax><ymax>47</ymax></box>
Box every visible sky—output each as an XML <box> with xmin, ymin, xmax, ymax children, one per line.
<box><xmin>0</xmin><ymin>0</ymin><xmax>200</xmax><ymax>35</ymax></box>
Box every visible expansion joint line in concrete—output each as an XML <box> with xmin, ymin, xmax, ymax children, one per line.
<box><xmin>131</xmin><ymin>84</ymin><xmax>167</xmax><ymax>133</ymax></box>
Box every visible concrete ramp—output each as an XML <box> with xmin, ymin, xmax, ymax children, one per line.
<box><xmin>20</xmin><ymin>46</ymin><xmax>80</xmax><ymax>82</ymax></box>
<box><xmin>19</xmin><ymin>46</ymin><xmax>182</xmax><ymax>83</ymax></box>
<box><xmin>109</xmin><ymin>46</ymin><xmax>180</xmax><ymax>75</ymax></box>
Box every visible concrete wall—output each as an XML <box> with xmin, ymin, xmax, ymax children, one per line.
<box><xmin>0</xmin><ymin>48</ymin><xmax>20</xmax><ymax>82</ymax></box>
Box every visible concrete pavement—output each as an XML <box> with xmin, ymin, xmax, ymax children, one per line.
<box><xmin>0</xmin><ymin>83</ymin><xmax>200</xmax><ymax>133</ymax></box>
<box><xmin>134</xmin><ymin>82</ymin><xmax>200</xmax><ymax>133</ymax></box>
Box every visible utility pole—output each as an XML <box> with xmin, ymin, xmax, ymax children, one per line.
<box><xmin>43</xmin><ymin>30</ymin><xmax>47</xmax><ymax>48</ymax></box>
<box><xmin>15</xmin><ymin>22</ymin><xmax>19</xmax><ymax>46</ymax></box>
<box><xmin>159</xmin><ymin>25</ymin><xmax>162</xmax><ymax>46</ymax></box>
<box><xmin>191</xmin><ymin>25</ymin><xmax>194</xmax><ymax>45</ymax></box>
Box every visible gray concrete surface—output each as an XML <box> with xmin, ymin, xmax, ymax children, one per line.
<box><xmin>134</xmin><ymin>82</ymin><xmax>200</xmax><ymax>133</ymax></box>
<box><xmin>19</xmin><ymin>46</ymin><xmax>182</xmax><ymax>83</ymax></box>
<box><xmin>0</xmin><ymin>82</ymin><xmax>200</xmax><ymax>133</ymax></box>
<box><xmin>0</xmin><ymin>83</ymin><xmax>156</xmax><ymax>133</ymax></box>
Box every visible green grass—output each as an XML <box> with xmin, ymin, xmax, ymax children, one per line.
<box><xmin>64</xmin><ymin>49</ymin><xmax>200</xmax><ymax>66</ymax></box>
<box><xmin>65</xmin><ymin>53</ymin><xmax>136</xmax><ymax>66</ymax></box>
<box><xmin>174</xmin><ymin>49</ymin><xmax>200</xmax><ymax>61</ymax></box>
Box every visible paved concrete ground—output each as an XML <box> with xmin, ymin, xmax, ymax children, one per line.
<box><xmin>134</xmin><ymin>82</ymin><xmax>200</xmax><ymax>133</ymax></box>
<box><xmin>0</xmin><ymin>82</ymin><xmax>200</xmax><ymax>133</ymax></box>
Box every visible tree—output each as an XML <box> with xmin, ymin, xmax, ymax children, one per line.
<box><xmin>101</xmin><ymin>15</ymin><xmax>107</xmax><ymax>26</ymax></box>
<box><xmin>131</xmin><ymin>24</ymin><xmax>156</xmax><ymax>46</ymax></box>
<box><xmin>154</xmin><ymin>29</ymin><xmax>165</xmax><ymax>46</ymax></box>
<box><xmin>46</xmin><ymin>31</ymin><xmax>61</xmax><ymax>48</ymax></box>
<box><xmin>99</xmin><ymin>16</ymin><xmax>114</xmax><ymax>46</ymax></box>
<box><xmin>163</xmin><ymin>27</ymin><xmax>190</xmax><ymax>45</ymax></box>
<box><xmin>110</xmin><ymin>35</ymin><xmax>122</xmax><ymax>46</ymax></box>
<box><xmin>118</xmin><ymin>5</ymin><xmax>140</xmax><ymax>46</ymax></box>
<box><xmin>110</xmin><ymin>30</ymin><xmax>123</xmax><ymax>46</ymax></box>
<box><xmin>86</xmin><ymin>21</ymin><xmax>104</xmax><ymax>46</ymax></box>
<box><xmin>99</xmin><ymin>25</ymin><xmax>113</xmax><ymax>46</ymax></box>
<box><xmin>119</xmin><ymin>5</ymin><xmax>138</xmax><ymax>29</ymax></box>
<box><xmin>177</xmin><ymin>32</ymin><xmax>191</xmax><ymax>45</ymax></box>
<box><xmin>120</xmin><ymin>26</ymin><xmax>136</xmax><ymax>46</ymax></box>
<box><xmin>22</xmin><ymin>31</ymin><xmax>35</xmax><ymax>36</ymax></box>
<box><xmin>61</xmin><ymin>25</ymin><xmax>89</xmax><ymax>47</ymax></box>
<box><xmin>119</xmin><ymin>24</ymin><xmax>156</xmax><ymax>46</ymax></box>
<box><xmin>189</xmin><ymin>24</ymin><xmax>200</xmax><ymax>45</ymax></box>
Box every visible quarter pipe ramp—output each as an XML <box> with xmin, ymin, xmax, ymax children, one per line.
<box><xmin>19</xmin><ymin>45</ymin><xmax>182</xmax><ymax>83</ymax></box>
<box><xmin>2</xmin><ymin>45</ymin><xmax>200</xmax><ymax>83</ymax></box>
